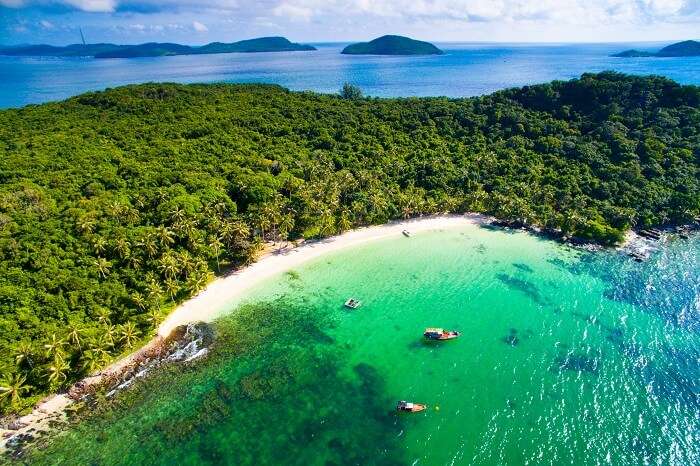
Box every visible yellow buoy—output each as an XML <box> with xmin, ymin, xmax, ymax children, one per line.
<box><xmin>435</xmin><ymin>406</ymin><xmax>440</xmax><ymax>411</ymax></box>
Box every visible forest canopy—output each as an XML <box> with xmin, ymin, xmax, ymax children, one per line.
<box><xmin>0</xmin><ymin>72</ymin><xmax>698</xmax><ymax>413</ymax></box>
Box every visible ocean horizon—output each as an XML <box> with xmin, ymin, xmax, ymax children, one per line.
<box><xmin>2</xmin><ymin>41</ymin><xmax>699</xmax><ymax>108</ymax></box>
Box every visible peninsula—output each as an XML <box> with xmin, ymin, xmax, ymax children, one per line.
<box><xmin>0</xmin><ymin>36</ymin><xmax>316</xmax><ymax>58</ymax></box>
<box><xmin>612</xmin><ymin>40</ymin><xmax>700</xmax><ymax>57</ymax></box>
<box><xmin>341</xmin><ymin>35</ymin><xmax>443</xmax><ymax>55</ymax></box>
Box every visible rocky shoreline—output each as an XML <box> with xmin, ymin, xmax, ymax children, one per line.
<box><xmin>1</xmin><ymin>322</ymin><xmax>214</xmax><ymax>459</ymax></box>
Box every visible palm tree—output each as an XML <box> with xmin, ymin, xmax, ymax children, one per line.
<box><xmin>156</xmin><ymin>226</ymin><xmax>176</xmax><ymax>248</ymax></box>
<box><xmin>164</xmin><ymin>277</ymin><xmax>179</xmax><ymax>301</ymax></box>
<box><xmin>0</xmin><ymin>372</ymin><xmax>32</xmax><ymax>407</ymax></box>
<box><xmin>94</xmin><ymin>257</ymin><xmax>111</xmax><ymax>278</ymax></box>
<box><xmin>113</xmin><ymin>237</ymin><xmax>131</xmax><ymax>259</ymax></box>
<box><xmin>177</xmin><ymin>250</ymin><xmax>195</xmax><ymax>278</ymax></box>
<box><xmin>126</xmin><ymin>253</ymin><xmax>142</xmax><ymax>270</ymax></box>
<box><xmin>101</xmin><ymin>325</ymin><xmax>117</xmax><ymax>349</ymax></box>
<box><xmin>92</xmin><ymin>236</ymin><xmax>107</xmax><ymax>255</ymax></box>
<box><xmin>80</xmin><ymin>350</ymin><xmax>102</xmax><ymax>374</ymax></box>
<box><xmin>146</xmin><ymin>280</ymin><xmax>163</xmax><ymax>304</ymax></box>
<box><xmin>13</xmin><ymin>341</ymin><xmax>35</xmax><ymax>370</ymax></box>
<box><xmin>256</xmin><ymin>213</ymin><xmax>272</xmax><ymax>241</ymax></box>
<box><xmin>138</xmin><ymin>232</ymin><xmax>159</xmax><ymax>258</ymax></box>
<box><xmin>66</xmin><ymin>323</ymin><xmax>85</xmax><ymax>352</ymax></box>
<box><xmin>76</xmin><ymin>216</ymin><xmax>96</xmax><ymax>235</ymax></box>
<box><xmin>119</xmin><ymin>322</ymin><xmax>141</xmax><ymax>349</ymax></box>
<box><xmin>278</xmin><ymin>214</ymin><xmax>294</xmax><ymax>246</ymax></box>
<box><xmin>131</xmin><ymin>292</ymin><xmax>146</xmax><ymax>311</ymax></box>
<box><xmin>95</xmin><ymin>307</ymin><xmax>111</xmax><ymax>325</ymax></box>
<box><xmin>158</xmin><ymin>253</ymin><xmax>179</xmax><ymax>279</ymax></box>
<box><xmin>337</xmin><ymin>209</ymin><xmax>352</xmax><ymax>234</ymax></box>
<box><xmin>208</xmin><ymin>235</ymin><xmax>223</xmax><ymax>271</ymax></box>
<box><xmin>319</xmin><ymin>210</ymin><xmax>335</xmax><ymax>237</ymax></box>
<box><xmin>43</xmin><ymin>333</ymin><xmax>66</xmax><ymax>360</ymax></box>
<box><xmin>146</xmin><ymin>308</ymin><xmax>163</xmax><ymax>331</ymax></box>
<box><xmin>46</xmin><ymin>357</ymin><xmax>70</xmax><ymax>388</ymax></box>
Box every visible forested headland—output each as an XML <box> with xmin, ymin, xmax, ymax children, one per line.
<box><xmin>0</xmin><ymin>72</ymin><xmax>698</xmax><ymax>413</ymax></box>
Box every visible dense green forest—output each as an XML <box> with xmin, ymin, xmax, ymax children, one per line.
<box><xmin>0</xmin><ymin>73</ymin><xmax>698</xmax><ymax>413</ymax></box>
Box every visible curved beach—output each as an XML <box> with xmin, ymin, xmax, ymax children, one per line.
<box><xmin>158</xmin><ymin>214</ymin><xmax>489</xmax><ymax>335</ymax></box>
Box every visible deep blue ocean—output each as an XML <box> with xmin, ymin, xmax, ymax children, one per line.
<box><xmin>1</xmin><ymin>41</ymin><xmax>699</xmax><ymax>108</ymax></box>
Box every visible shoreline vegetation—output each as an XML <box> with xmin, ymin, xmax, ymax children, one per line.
<box><xmin>0</xmin><ymin>72</ymin><xmax>698</xmax><ymax>428</ymax></box>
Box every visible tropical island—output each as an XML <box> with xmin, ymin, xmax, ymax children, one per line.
<box><xmin>0</xmin><ymin>36</ymin><xmax>316</xmax><ymax>58</ymax></box>
<box><xmin>341</xmin><ymin>35</ymin><xmax>443</xmax><ymax>55</ymax></box>
<box><xmin>612</xmin><ymin>39</ymin><xmax>700</xmax><ymax>57</ymax></box>
<box><xmin>0</xmin><ymin>72</ymin><xmax>698</xmax><ymax>421</ymax></box>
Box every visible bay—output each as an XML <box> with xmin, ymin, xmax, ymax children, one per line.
<box><xmin>21</xmin><ymin>225</ymin><xmax>700</xmax><ymax>465</ymax></box>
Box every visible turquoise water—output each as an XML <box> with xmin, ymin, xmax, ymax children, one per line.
<box><xmin>17</xmin><ymin>225</ymin><xmax>699</xmax><ymax>465</ymax></box>
<box><xmin>2</xmin><ymin>42</ymin><xmax>699</xmax><ymax>108</ymax></box>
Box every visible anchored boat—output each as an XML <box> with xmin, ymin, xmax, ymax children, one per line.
<box><xmin>344</xmin><ymin>298</ymin><xmax>362</xmax><ymax>309</ymax></box>
<box><xmin>402</xmin><ymin>230</ymin><xmax>411</xmax><ymax>237</ymax></box>
<box><xmin>396</xmin><ymin>401</ymin><xmax>426</xmax><ymax>412</ymax></box>
<box><xmin>424</xmin><ymin>327</ymin><xmax>460</xmax><ymax>340</ymax></box>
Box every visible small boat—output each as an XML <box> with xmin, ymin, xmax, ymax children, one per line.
<box><xmin>344</xmin><ymin>298</ymin><xmax>361</xmax><ymax>309</ymax></box>
<box><xmin>402</xmin><ymin>230</ymin><xmax>411</xmax><ymax>237</ymax></box>
<box><xmin>396</xmin><ymin>401</ymin><xmax>426</xmax><ymax>412</ymax></box>
<box><xmin>424</xmin><ymin>328</ymin><xmax>460</xmax><ymax>340</ymax></box>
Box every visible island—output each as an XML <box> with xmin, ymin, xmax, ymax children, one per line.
<box><xmin>0</xmin><ymin>37</ymin><xmax>316</xmax><ymax>58</ymax></box>
<box><xmin>341</xmin><ymin>35</ymin><xmax>443</xmax><ymax>55</ymax></box>
<box><xmin>612</xmin><ymin>39</ymin><xmax>700</xmax><ymax>57</ymax></box>
<box><xmin>0</xmin><ymin>73</ymin><xmax>698</xmax><ymax>424</ymax></box>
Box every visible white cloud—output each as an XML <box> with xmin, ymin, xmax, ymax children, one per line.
<box><xmin>273</xmin><ymin>2</ymin><xmax>314</xmax><ymax>21</ymax></box>
<box><xmin>63</xmin><ymin>0</ymin><xmax>116</xmax><ymax>12</ymax></box>
<box><xmin>192</xmin><ymin>20</ymin><xmax>208</xmax><ymax>32</ymax></box>
<box><xmin>39</xmin><ymin>19</ymin><xmax>54</xmax><ymax>28</ymax></box>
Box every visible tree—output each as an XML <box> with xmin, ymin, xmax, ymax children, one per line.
<box><xmin>94</xmin><ymin>257</ymin><xmax>112</xmax><ymax>278</ymax></box>
<box><xmin>43</xmin><ymin>333</ymin><xmax>66</xmax><ymax>360</ymax></box>
<box><xmin>341</xmin><ymin>83</ymin><xmax>363</xmax><ymax>100</ymax></box>
<box><xmin>46</xmin><ymin>357</ymin><xmax>70</xmax><ymax>389</ymax></box>
<box><xmin>13</xmin><ymin>341</ymin><xmax>35</xmax><ymax>370</ymax></box>
<box><xmin>120</xmin><ymin>322</ymin><xmax>141</xmax><ymax>349</ymax></box>
<box><xmin>0</xmin><ymin>373</ymin><xmax>32</xmax><ymax>408</ymax></box>
<box><xmin>66</xmin><ymin>323</ymin><xmax>85</xmax><ymax>352</ymax></box>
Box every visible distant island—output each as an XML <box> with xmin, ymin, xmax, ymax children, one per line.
<box><xmin>341</xmin><ymin>35</ymin><xmax>443</xmax><ymax>55</ymax></box>
<box><xmin>612</xmin><ymin>40</ymin><xmax>700</xmax><ymax>57</ymax></box>
<box><xmin>0</xmin><ymin>37</ymin><xmax>316</xmax><ymax>58</ymax></box>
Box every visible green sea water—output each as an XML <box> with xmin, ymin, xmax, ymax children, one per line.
<box><xmin>16</xmin><ymin>224</ymin><xmax>699</xmax><ymax>465</ymax></box>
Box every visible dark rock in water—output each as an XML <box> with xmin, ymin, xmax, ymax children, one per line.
<box><xmin>496</xmin><ymin>273</ymin><xmax>549</xmax><ymax>305</ymax></box>
<box><xmin>512</xmin><ymin>263</ymin><xmax>533</xmax><ymax>273</ymax></box>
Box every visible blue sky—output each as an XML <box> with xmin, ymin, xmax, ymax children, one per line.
<box><xmin>1</xmin><ymin>0</ymin><xmax>699</xmax><ymax>45</ymax></box>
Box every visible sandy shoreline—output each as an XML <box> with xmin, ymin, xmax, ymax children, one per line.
<box><xmin>158</xmin><ymin>214</ymin><xmax>489</xmax><ymax>336</ymax></box>
<box><xmin>1</xmin><ymin>214</ymin><xmax>489</xmax><ymax>450</ymax></box>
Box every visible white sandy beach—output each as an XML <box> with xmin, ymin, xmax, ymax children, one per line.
<box><xmin>1</xmin><ymin>214</ymin><xmax>488</xmax><ymax>449</ymax></box>
<box><xmin>158</xmin><ymin>214</ymin><xmax>489</xmax><ymax>336</ymax></box>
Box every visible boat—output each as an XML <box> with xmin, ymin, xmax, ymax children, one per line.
<box><xmin>396</xmin><ymin>401</ymin><xmax>426</xmax><ymax>412</ymax></box>
<box><xmin>424</xmin><ymin>327</ymin><xmax>460</xmax><ymax>340</ymax></box>
<box><xmin>344</xmin><ymin>298</ymin><xmax>361</xmax><ymax>309</ymax></box>
<box><xmin>402</xmin><ymin>230</ymin><xmax>411</xmax><ymax>237</ymax></box>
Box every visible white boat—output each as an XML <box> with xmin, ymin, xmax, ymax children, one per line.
<box><xmin>344</xmin><ymin>298</ymin><xmax>361</xmax><ymax>309</ymax></box>
<box><xmin>402</xmin><ymin>230</ymin><xmax>411</xmax><ymax>237</ymax></box>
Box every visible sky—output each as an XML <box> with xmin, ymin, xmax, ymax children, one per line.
<box><xmin>0</xmin><ymin>0</ymin><xmax>699</xmax><ymax>45</ymax></box>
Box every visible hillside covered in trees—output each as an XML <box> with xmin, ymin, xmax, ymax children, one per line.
<box><xmin>0</xmin><ymin>73</ymin><xmax>698</xmax><ymax>413</ymax></box>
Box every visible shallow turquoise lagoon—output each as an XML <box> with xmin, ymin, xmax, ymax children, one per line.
<box><xmin>21</xmin><ymin>224</ymin><xmax>699</xmax><ymax>465</ymax></box>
